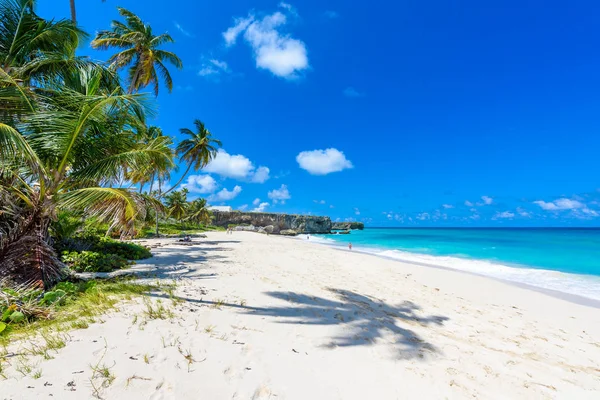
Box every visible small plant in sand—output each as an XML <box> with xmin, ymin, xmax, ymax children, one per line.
<box><xmin>15</xmin><ymin>356</ymin><xmax>33</xmax><ymax>377</ymax></box>
<box><xmin>143</xmin><ymin>298</ymin><xmax>174</xmax><ymax>320</ymax></box>
<box><xmin>212</xmin><ymin>299</ymin><xmax>225</xmax><ymax>309</ymax></box>
<box><xmin>204</xmin><ymin>325</ymin><xmax>215</xmax><ymax>334</ymax></box>
<box><xmin>89</xmin><ymin>340</ymin><xmax>116</xmax><ymax>398</ymax></box>
<box><xmin>33</xmin><ymin>369</ymin><xmax>43</xmax><ymax>379</ymax></box>
<box><xmin>178</xmin><ymin>347</ymin><xmax>195</xmax><ymax>372</ymax></box>
<box><xmin>143</xmin><ymin>354</ymin><xmax>150</xmax><ymax>364</ymax></box>
<box><xmin>126</xmin><ymin>374</ymin><xmax>151</xmax><ymax>387</ymax></box>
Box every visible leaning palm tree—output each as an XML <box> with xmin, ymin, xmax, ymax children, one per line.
<box><xmin>90</xmin><ymin>7</ymin><xmax>183</xmax><ymax>95</ymax></box>
<box><xmin>165</xmin><ymin>119</ymin><xmax>222</xmax><ymax>195</ymax></box>
<box><xmin>186</xmin><ymin>198</ymin><xmax>212</xmax><ymax>227</ymax></box>
<box><xmin>0</xmin><ymin>63</ymin><xmax>173</xmax><ymax>288</ymax></box>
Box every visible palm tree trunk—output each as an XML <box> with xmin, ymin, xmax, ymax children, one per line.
<box><xmin>161</xmin><ymin>162</ymin><xmax>192</xmax><ymax>196</ymax></box>
<box><xmin>155</xmin><ymin>180</ymin><xmax>161</xmax><ymax>237</ymax></box>
<box><xmin>69</xmin><ymin>0</ymin><xmax>77</xmax><ymax>23</ymax></box>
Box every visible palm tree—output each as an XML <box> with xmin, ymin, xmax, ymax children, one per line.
<box><xmin>164</xmin><ymin>120</ymin><xmax>222</xmax><ymax>195</ymax></box>
<box><xmin>164</xmin><ymin>189</ymin><xmax>188</xmax><ymax>225</ymax></box>
<box><xmin>186</xmin><ymin>198</ymin><xmax>212</xmax><ymax>227</ymax></box>
<box><xmin>91</xmin><ymin>7</ymin><xmax>183</xmax><ymax>95</ymax></box>
<box><xmin>1</xmin><ymin>0</ymin><xmax>86</xmax><ymax>77</ymax></box>
<box><xmin>0</xmin><ymin>63</ymin><xmax>173</xmax><ymax>288</ymax></box>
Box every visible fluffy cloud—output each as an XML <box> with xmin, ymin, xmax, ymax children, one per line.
<box><xmin>268</xmin><ymin>184</ymin><xmax>291</xmax><ymax>204</ymax></box>
<box><xmin>480</xmin><ymin>196</ymin><xmax>493</xmax><ymax>205</ymax></box>
<box><xmin>183</xmin><ymin>175</ymin><xmax>218</xmax><ymax>194</ymax></box>
<box><xmin>442</xmin><ymin>204</ymin><xmax>454</xmax><ymax>209</ymax></box>
<box><xmin>253</xmin><ymin>202</ymin><xmax>270</xmax><ymax>212</ymax></box>
<box><xmin>238</xmin><ymin>204</ymin><xmax>248</xmax><ymax>211</ymax></box>
<box><xmin>203</xmin><ymin>150</ymin><xmax>270</xmax><ymax>183</ymax></box>
<box><xmin>223</xmin><ymin>5</ymin><xmax>308</xmax><ymax>79</ymax></box>
<box><xmin>493</xmin><ymin>211</ymin><xmax>515</xmax><ymax>220</ymax></box>
<box><xmin>208</xmin><ymin>186</ymin><xmax>242</xmax><ymax>202</ymax></box>
<box><xmin>533</xmin><ymin>198</ymin><xmax>584</xmax><ymax>211</ymax></box>
<box><xmin>354</xmin><ymin>208</ymin><xmax>360</xmax><ymax>216</ymax></box>
<box><xmin>464</xmin><ymin>200</ymin><xmax>474</xmax><ymax>207</ymax></box>
<box><xmin>516</xmin><ymin>207</ymin><xmax>531</xmax><ymax>217</ymax></box>
<box><xmin>251</xmin><ymin>166</ymin><xmax>271</xmax><ymax>183</ymax></box>
<box><xmin>296</xmin><ymin>148</ymin><xmax>353</xmax><ymax>175</ymax></box>
<box><xmin>343</xmin><ymin>87</ymin><xmax>364</xmax><ymax>97</ymax></box>
<box><xmin>313</xmin><ymin>200</ymin><xmax>326</xmax><ymax>204</ymax></box>
<box><xmin>198</xmin><ymin>59</ymin><xmax>230</xmax><ymax>78</ymax></box>
<box><xmin>253</xmin><ymin>198</ymin><xmax>261</xmax><ymax>206</ymax></box>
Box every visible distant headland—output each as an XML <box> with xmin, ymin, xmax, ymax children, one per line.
<box><xmin>211</xmin><ymin>211</ymin><xmax>364</xmax><ymax>235</ymax></box>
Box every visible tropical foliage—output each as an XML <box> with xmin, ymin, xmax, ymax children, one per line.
<box><xmin>0</xmin><ymin>1</ymin><xmax>219</xmax><ymax>289</ymax></box>
<box><xmin>91</xmin><ymin>7</ymin><xmax>183</xmax><ymax>95</ymax></box>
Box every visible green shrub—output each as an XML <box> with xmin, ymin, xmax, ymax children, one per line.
<box><xmin>61</xmin><ymin>251</ymin><xmax>130</xmax><ymax>273</ymax></box>
<box><xmin>92</xmin><ymin>237</ymin><xmax>151</xmax><ymax>260</ymax></box>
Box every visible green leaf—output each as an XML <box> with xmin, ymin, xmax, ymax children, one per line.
<box><xmin>9</xmin><ymin>311</ymin><xmax>25</xmax><ymax>323</ymax></box>
<box><xmin>0</xmin><ymin>322</ymin><xmax>6</xmax><ymax>334</ymax></box>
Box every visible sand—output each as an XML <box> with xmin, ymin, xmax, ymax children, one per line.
<box><xmin>2</xmin><ymin>231</ymin><xmax>600</xmax><ymax>399</ymax></box>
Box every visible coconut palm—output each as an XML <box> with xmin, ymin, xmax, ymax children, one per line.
<box><xmin>186</xmin><ymin>198</ymin><xmax>212</xmax><ymax>227</ymax></box>
<box><xmin>0</xmin><ymin>63</ymin><xmax>173</xmax><ymax>288</ymax></box>
<box><xmin>164</xmin><ymin>189</ymin><xmax>188</xmax><ymax>224</ymax></box>
<box><xmin>91</xmin><ymin>7</ymin><xmax>183</xmax><ymax>95</ymax></box>
<box><xmin>165</xmin><ymin>120</ymin><xmax>221</xmax><ymax>195</ymax></box>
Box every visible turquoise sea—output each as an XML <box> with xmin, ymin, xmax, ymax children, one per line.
<box><xmin>312</xmin><ymin>228</ymin><xmax>600</xmax><ymax>301</ymax></box>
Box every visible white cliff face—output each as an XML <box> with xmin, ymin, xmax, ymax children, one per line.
<box><xmin>212</xmin><ymin>211</ymin><xmax>332</xmax><ymax>234</ymax></box>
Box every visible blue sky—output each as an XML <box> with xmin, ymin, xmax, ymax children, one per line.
<box><xmin>38</xmin><ymin>0</ymin><xmax>600</xmax><ymax>226</ymax></box>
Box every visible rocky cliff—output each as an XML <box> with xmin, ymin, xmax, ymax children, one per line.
<box><xmin>331</xmin><ymin>221</ymin><xmax>365</xmax><ymax>230</ymax></box>
<box><xmin>211</xmin><ymin>211</ymin><xmax>332</xmax><ymax>234</ymax></box>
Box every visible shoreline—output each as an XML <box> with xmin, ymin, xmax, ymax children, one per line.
<box><xmin>3</xmin><ymin>231</ymin><xmax>600</xmax><ymax>399</ymax></box>
<box><xmin>304</xmin><ymin>234</ymin><xmax>600</xmax><ymax>306</ymax></box>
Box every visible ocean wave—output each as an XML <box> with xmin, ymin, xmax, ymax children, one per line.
<box><xmin>310</xmin><ymin>237</ymin><xmax>600</xmax><ymax>301</ymax></box>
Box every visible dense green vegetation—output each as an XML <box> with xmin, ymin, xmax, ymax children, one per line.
<box><xmin>0</xmin><ymin>1</ymin><xmax>221</xmax><ymax>294</ymax></box>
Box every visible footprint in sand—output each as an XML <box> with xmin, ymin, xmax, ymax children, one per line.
<box><xmin>252</xmin><ymin>384</ymin><xmax>273</xmax><ymax>399</ymax></box>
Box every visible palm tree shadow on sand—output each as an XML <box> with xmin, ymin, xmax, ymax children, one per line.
<box><xmin>245</xmin><ymin>288</ymin><xmax>449</xmax><ymax>360</ymax></box>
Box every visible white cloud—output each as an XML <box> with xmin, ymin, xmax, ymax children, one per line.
<box><xmin>223</xmin><ymin>16</ymin><xmax>254</xmax><ymax>46</ymax></box>
<box><xmin>268</xmin><ymin>184</ymin><xmax>291</xmax><ymax>204</ymax></box>
<box><xmin>442</xmin><ymin>204</ymin><xmax>454</xmax><ymax>209</ymax></box>
<box><xmin>203</xmin><ymin>150</ymin><xmax>270</xmax><ymax>183</ymax></box>
<box><xmin>223</xmin><ymin>7</ymin><xmax>308</xmax><ymax>79</ymax></box>
<box><xmin>516</xmin><ymin>207</ymin><xmax>531</xmax><ymax>217</ymax></box>
<box><xmin>354</xmin><ymin>208</ymin><xmax>360</xmax><ymax>216</ymax></box>
<box><xmin>343</xmin><ymin>87</ymin><xmax>364</xmax><ymax>97</ymax></box>
<box><xmin>208</xmin><ymin>185</ymin><xmax>242</xmax><ymax>202</ymax></box>
<box><xmin>251</xmin><ymin>166</ymin><xmax>271</xmax><ymax>183</ymax></box>
<box><xmin>323</xmin><ymin>10</ymin><xmax>339</xmax><ymax>19</ymax></box>
<box><xmin>470</xmin><ymin>214</ymin><xmax>480</xmax><ymax>220</ymax></box>
<box><xmin>329</xmin><ymin>205</ymin><xmax>334</xmax><ymax>209</ymax></box>
<box><xmin>253</xmin><ymin>198</ymin><xmax>261</xmax><ymax>206</ymax></box>
<box><xmin>253</xmin><ymin>202</ymin><xmax>270</xmax><ymax>212</ymax></box>
<box><xmin>198</xmin><ymin>59</ymin><xmax>230</xmax><ymax>77</ymax></box>
<box><xmin>416</xmin><ymin>212</ymin><xmax>430</xmax><ymax>221</ymax></box>
<box><xmin>238</xmin><ymin>204</ymin><xmax>248</xmax><ymax>211</ymax></box>
<box><xmin>174</xmin><ymin>21</ymin><xmax>193</xmax><ymax>37</ymax></box>
<box><xmin>493</xmin><ymin>211</ymin><xmax>515</xmax><ymax>220</ymax></box>
<box><xmin>481</xmin><ymin>196</ymin><xmax>493</xmax><ymax>205</ymax></box>
<box><xmin>533</xmin><ymin>198</ymin><xmax>584</xmax><ymax>211</ymax></box>
<box><xmin>296</xmin><ymin>148</ymin><xmax>353</xmax><ymax>175</ymax></box>
<box><xmin>313</xmin><ymin>200</ymin><xmax>326</xmax><ymax>204</ymax></box>
<box><xmin>182</xmin><ymin>175</ymin><xmax>218</xmax><ymax>194</ymax></box>
<box><xmin>464</xmin><ymin>200</ymin><xmax>474</xmax><ymax>207</ymax></box>
<box><xmin>278</xmin><ymin>2</ymin><xmax>298</xmax><ymax>16</ymax></box>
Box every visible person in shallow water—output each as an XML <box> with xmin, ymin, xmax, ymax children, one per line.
<box><xmin>348</xmin><ymin>243</ymin><xmax>352</xmax><ymax>250</ymax></box>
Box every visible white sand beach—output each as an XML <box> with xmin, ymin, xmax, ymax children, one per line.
<box><xmin>2</xmin><ymin>232</ymin><xmax>600</xmax><ymax>399</ymax></box>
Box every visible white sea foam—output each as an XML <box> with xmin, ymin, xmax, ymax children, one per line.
<box><xmin>308</xmin><ymin>235</ymin><xmax>600</xmax><ymax>302</ymax></box>
<box><xmin>356</xmin><ymin>248</ymin><xmax>600</xmax><ymax>302</ymax></box>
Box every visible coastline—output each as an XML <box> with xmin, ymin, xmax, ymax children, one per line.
<box><xmin>3</xmin><ymin>231</ymin><xmax>600</xmax><ymax>399</ymax></box>
<box><xmin>305</xmin><ymin>234</ymin><xmax>600</xmax><ymax>306</ymax></box>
